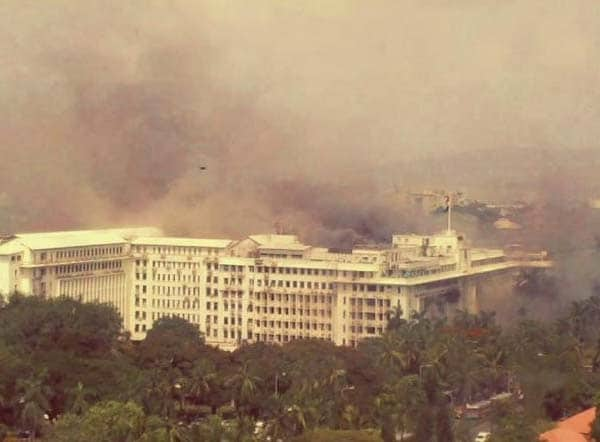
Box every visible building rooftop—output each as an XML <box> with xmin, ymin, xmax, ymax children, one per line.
<box><xmin>132</xmin><ymin>237</ymin><xmax>233</xmax><ymax>249</ymax></box>
<box><xmin>9</xmin><ymin>227</ymin><xmax>162</xmax><ymax>251</ymax></box>
<box><xmin>540</xmin><ymin>407</ymin><xmax>596</xmax><ymax>442</ymax></box>
<box><xmin>0</xmin><ymin>240</ymin><xmax>25</xmax><ymax>256</ymax></box>
<box><xmin>15</xmin><ymin>232</ymin><xmax>128</xmax><ymax>250</ymax></box>
<box><xmin>258</xmin><ymin>243</ymin><xmax>310</xmax><ymax>251</ymax></box>
<box><xmin>249</xmin><ymin>234</ymin><xmax>311</xmax><ymax>251</ymax></box>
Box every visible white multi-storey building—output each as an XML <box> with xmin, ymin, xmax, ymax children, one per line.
<box><xmin>0</xmin><ymin>227</ymin><xmax>550</xmax><ymax>349</ymax></box>
<box><xmin>0</xmin><ymin>227</ymin><xmax>161</xmax><ymax>331</ymax></box>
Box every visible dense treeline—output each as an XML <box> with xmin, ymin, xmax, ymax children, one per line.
<box><xmin>1</xmin><ymin>293</ymin><xmax>600</xmax><ymax>441</ymax></box>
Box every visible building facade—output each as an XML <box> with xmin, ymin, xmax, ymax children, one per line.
<box><xmin>0</xmin><ymin>228</ymin><xmax>161</xmax><ymax>331</ymax></box>
<box><xmin>0</xmin><ymin>227</ymin><xmax>550</xmax><ymax>350</ymax></box>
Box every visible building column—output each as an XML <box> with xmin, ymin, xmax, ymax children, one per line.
<box><xmin>399</xmin><ymin>290</ymin><xmax>411</xmax><ymax>320</ymax></box>
<box><xmin>460</xmin><ymin>278</ymin><xmax>479</xmax><ymax>314</ymax></box>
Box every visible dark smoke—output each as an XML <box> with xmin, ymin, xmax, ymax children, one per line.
<box><xmin>2</xmin><ymin>1</ymin><xmax>600</xmax><ymax>293</ymax></box>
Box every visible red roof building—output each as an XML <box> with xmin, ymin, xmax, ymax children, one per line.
<box><xmin>540</xmin><ymin>407</ymin><xmax>596</xmax><ymax>442</ymax></box>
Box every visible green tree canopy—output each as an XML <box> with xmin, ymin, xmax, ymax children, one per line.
<box><xmin>137</xmin><ymin>317</ymin><xmax>206</xmax><ymax>371</ymax></box>
<box><xmin>0</xmin><ymin>294</ymin><xmax>121</xmax><ymax>356</ymax></box>
<box><xmin>47</xmin><ymin>400</ymin><xmax>165</xmax><ymax>442</ymax></box>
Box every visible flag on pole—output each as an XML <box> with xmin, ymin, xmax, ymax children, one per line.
<box><xmin>443</xmin><ymin>195</ymin><xmax>451</xmax><ymax>212</ymax></box>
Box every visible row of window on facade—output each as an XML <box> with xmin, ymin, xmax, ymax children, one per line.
<box><xmin>134</xmin><ymin>312</ymin><xmax>201</xmax><ymax>332</ymax></box>
<box><xmin>55</xmin><ymin>260</ymin><xmax>122</xmax><ymax>274</ymax></box>
<box><xmin>349</xmin><ymin>284</ymin><xmax>395</xmax><ymax>293</ymax></box>
<box><xmin>241</xmin><ymin>265</ymin><xmax>338</xmax><ymax>276</ymax></box>
<box><xmin>220</xmin><ymin>264</ymin><xmax>376</xmax><ymax>279</ymax></box>
<box><xmin>205</xmin><ymin>314</ymin><xmax>228</xmax><ymax>324</ymax></box>
<box><xmin>254</xmin><ymin>306</ymin><xmax>333</xmax><ymax>317</ymax></box>
<box><xmin>347</xmin><ymin>311</ymin><xmax>388</xmax><ymax>321</ymax></box>
<box><xmin>251</xmin><ymin>282</ymin><xmax>399</xmax><ymax>293</ymax></box>
<box><xmin>399</xmin><ymin>264</ymin><xmax>457</xmax><ymax>278</ymax></box>
<box><xmin>202</xmin><ymin>284</ymin><xmax>399</xmax><ymax>298</ymax></box>
<box><xmin>136</xmin><ymin>285</ymin><xmax>201</xmax><ymax>297</ymax></box>
<box><xmin>150</xmin><ymin>260</ymin><xmax>202</xmax><ymax>269</ymax></box>
<box><xmin>196</xmin><ymin>275</ymin><xmax>409</xmax><ymax>296</ymax></box>
<box><xmin>206</xmin><ymin>302</ymin><xmax>244</xmax><ymax>311</ymax></box>
<box><xmin>146</xmin><ymin>273</ymin><xmax>202</xmax><ymax>283</ymax></box>
<box><xmin>205</xmin><ymin>300</ymin><xmax>334</xmax><ymax>318</ymax></box>
<box><xmin>349</xmin><ymin>325</ymin><xmax>382</xmax><ymax>335</ymax></box>
<box><xmin>46</xmin><ymin>246</ymin><xmax>124</xmax><ymax>262</ymax></box>
<box><xmin>253</xmin><ymin>292</ymin><xmax>333</xmax><ymax>304</ymax></box>
<box><xmin>223</xmin><ymin>329</ymin><xmax>243</xmax><ymax>339</ymax></box>
<box><xmin>205</xmin><ymin>302</ymin><xmax>252</xmax><ymax>313</ymax></box>
<box><xmin>134</xmin><ymin>245</ymin><xmax>220</xmax><ymax>256</ymax></box>
<box><xmin>219</xmin><ymin>290</ymin><xmax>243</xmax><ymax>298</ymax></box>
<box><xmin>147</xmin><ymin>298</ymin><xmax>200</xmax><ymax>309</ymax></box>
<box><xmin>254</xmin><ymin>319</ymin><xmax>332</xmax><ymax>331</ymax></box>
<box><xmin>209</xmin><ymin>263</ymin><xmax>375</xmax><ymax>279</ymax></box>
<box><xmin>347</xmin><ymin>297</ymin><xmax>391</xmax><ymax>307</ymax></box>
<box><xmin>150</xmin><ymin>311</ymin><xmax>199</xmax><ymax>323</ymax></box>
<box><xmin>252</xmin><ymin>279</ymin><xmax>335</xmax><ymax>290</ymax></box>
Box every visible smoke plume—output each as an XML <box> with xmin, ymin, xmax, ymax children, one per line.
<box><xmin>2</xmin><ymin>0</ymin><xmax>600</xmax><ymax>267</ymax></box>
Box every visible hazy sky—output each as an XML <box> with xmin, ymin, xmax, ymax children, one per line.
<box><xmin>1</xmin><ymin>0</ymin><xmax>600</xmax><ymax>241</ymax></box>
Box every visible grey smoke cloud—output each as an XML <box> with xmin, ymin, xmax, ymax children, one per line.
<box><xmin>1</xmin><ymin>0</ymin><xmax>600</xmax><ymax>255</ymax></box>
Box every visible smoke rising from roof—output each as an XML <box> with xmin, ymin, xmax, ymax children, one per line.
<box><xmin>1</xmin><ymin>0</ymin><xmax>600</xmax><ymax>258</ymax></box>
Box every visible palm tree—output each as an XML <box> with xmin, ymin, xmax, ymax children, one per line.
<box><xmin>16</xmin><ymin>371</ymin><xmax>52</xmax><ymax>436</ymax></box>
<box><xmin>225</xmin><ymin>363</ymin><xmax>261</xmax><ymax>414</ymax></box>
<box><xmin>386</xmin><ymin>305</ymin><xmax>406</xmax><ymax>331</ymax></box>
<box><xmin>143</xmin><ymin>369</ymin><xmax>178</xmax><ymax>420</ymax></box>
<box><xmin>375</xmin><ymin>374</ymin><xmax>425</xmax><ymax>441</ymax></box>
<box><xmin>269</xmin><ymin>391</ymin><xmax>321</xmax><ymax>438</ymax></box>
<box><xmin>443</xmin><ymin>336</ymin><xmax>486</xmax><ymax>403</ymax></box>
<box><xmin>377</xmin><ymin>332</ymin><xmax>403</xmax><ymax>372</ymax></box>
<box><xmin>187</xmin><ymin>363</ymin><xmax>216</xmax><ymax>405</ymax></box>
<box><xmin>287</xmin><ymin>378</ymin><xmax>327</xmax><ymax>432</ymax></box>
<box><xmin>397</xmin><ymin>322</ymin><xmax>425</xmax><ymax>373</ymax></box>
<box><xmin>69</xmin><ymin>381</ymin><xmax>93</xmax><ymax>415</ymax></box>
<box><xmin>424</xmin><ymin>334</ymin><xmax>450</xmax><ymax>384</ymax></box>
<box><xmin>479</xmin><ymin>346</ymin><xmax>507</xmax><ymax>392</ymax></box>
